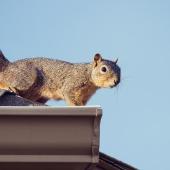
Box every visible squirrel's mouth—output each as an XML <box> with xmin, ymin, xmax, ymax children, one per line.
<box><xmin>110</xmin><ymin>85</ymin><xmax>115</xmax><ymax>88</ymax></box>
<box><xmin>110</xmin><ymin>79</ymin><xmax>120</xmax><ymax>88</ymax></box>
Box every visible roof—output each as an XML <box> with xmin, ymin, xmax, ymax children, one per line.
<box><xmin>0</xmin><ymin>90</ymin><xmax>137</xmax><ymax>170</ymax></box>
<box><xmin>98</xmin><ymin>153</ymin><xmax>137</xmax><ymax>170</ymax></box>
<box><xmin>0</xmin><ymin>90</ymin><xmax>43</xmax><ymax>106</ymax></box>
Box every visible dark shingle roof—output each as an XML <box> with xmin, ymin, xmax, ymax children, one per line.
<box><xmin>0</xmin><ymin>90</ymin><xmax>43</xmax><ymax>106</ymax></box>
<box><xmin>98</xmin><ymin>153</ymin><xmax>137</xmax><ymax>170</ymax></box>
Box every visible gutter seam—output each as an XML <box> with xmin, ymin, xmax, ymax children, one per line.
<box><xmin>91</xmin><ymin>108</ymin><xmax>100</xmax><ymax>163</ymax></box>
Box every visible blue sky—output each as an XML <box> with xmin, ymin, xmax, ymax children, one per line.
<box><xmin>1</xmin><ymin>0</ymin><xmax>170</xmax><ymax>169</ymax></box>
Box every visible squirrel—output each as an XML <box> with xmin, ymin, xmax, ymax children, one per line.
<box><xmin>0</xmin><ymin>51</ymin><xmax>121</xmax><ymax>105</ymax></box>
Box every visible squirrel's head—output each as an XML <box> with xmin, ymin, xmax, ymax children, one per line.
<box><xmin>91</xmin><ymin>53</ymin><xmax>121</xmax><ymax>88</ymax></box>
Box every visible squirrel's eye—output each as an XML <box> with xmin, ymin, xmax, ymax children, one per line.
<box><xmin>100</xmin><ymin>66</ymin><xmax>108</xmax><ymax>73</ymax></box>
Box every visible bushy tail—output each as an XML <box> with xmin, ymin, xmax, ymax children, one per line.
<box><xmin>0</xmin><ymin>50</ymin><xmax>10</xmax><ymax>71</ymax></box>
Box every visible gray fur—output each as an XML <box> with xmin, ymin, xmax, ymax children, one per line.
<box><xmin>0</xmin><ymin>53</ymin><xmax>121</xmax><ymax>105</ymax></box>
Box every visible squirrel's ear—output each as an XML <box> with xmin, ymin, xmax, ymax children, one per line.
<box><xmin>93</xmin><ymin>53</ymin><xmax>102</xmax><ymax>67</ymax></box>
<box><xmin>0</xmin><ymin>50</ymin><xmax>5</xmax><ymax>58</ymax></box>
<box><xmin>0</xmin><ymin>50</ymin><xmax>4</xmax><ymax>56</ymax></box>
<box><xmin>114</xmin><ymin>58</ymin><xmax>118</xmax><ymax>64</ymax></box>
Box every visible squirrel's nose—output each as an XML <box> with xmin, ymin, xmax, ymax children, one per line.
<box><xmin>114</xmin><ymin>80</ymin><xmax>119</xmax><ymax>86</ymax></box>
